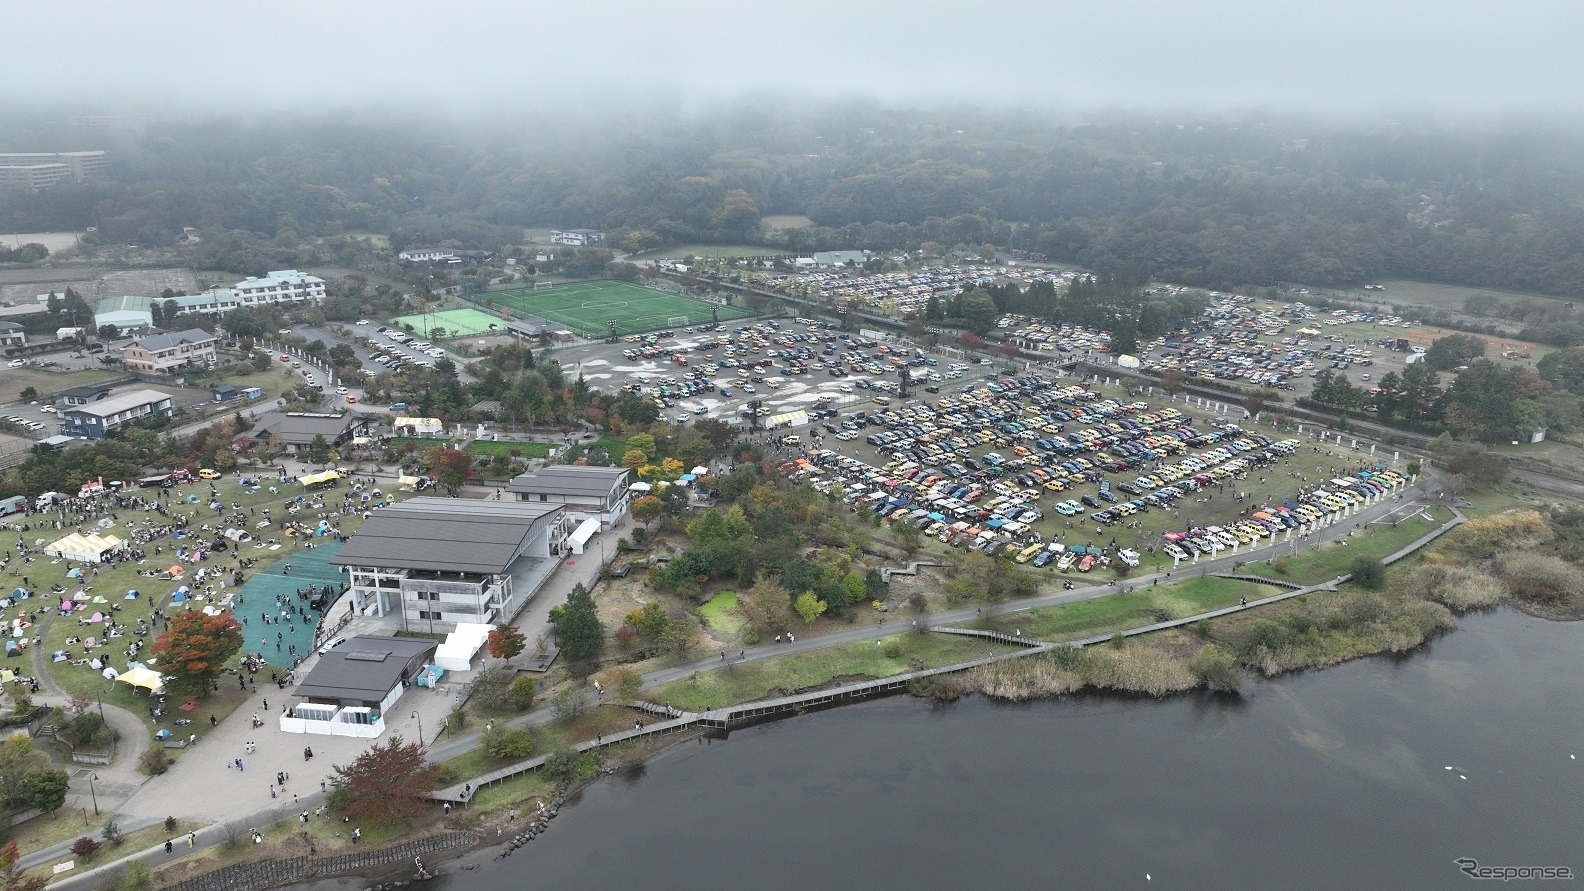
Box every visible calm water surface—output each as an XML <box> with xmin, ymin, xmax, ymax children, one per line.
<box><xmin>445</xmin><ymin>609</ymin><xmax>1584</xmax><ymax>890</ymax></box>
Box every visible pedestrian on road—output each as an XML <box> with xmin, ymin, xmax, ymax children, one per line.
<box><xmin>210</xmin><ymin>714</ymin><xmax>217</xmax><ymax>727</ymax></box>
<box><xmin>164</xmin><ymin>839</ymin><xmax>173</xmax><ymax>855</ymax></box>
<box><xmin>187</xmin><ymin>832</ymin><xmax>196</xmax><ymax>847</ymax></box>
<box><xmin>270</xmin><ymin>785</ymin><xmax>276</xmax><ymax>798</ymax></box>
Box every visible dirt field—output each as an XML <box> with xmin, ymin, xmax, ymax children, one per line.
<box><xmin>1343</xmin><ymin>279</ymin><xmax>1577</xmax><ymax>314</ymax></box>
<box><xmin>761</xmin><ymin>215</ymin><xmax>815</xmax><ymax>229</ymax></box>
<box><xmin>0</xmin><ymin>232</ymin><xmax>82</xmax><ymax>254</ymax></box>
<box><xmin>0</xmin><ymin>267</ymin><xmax>201</xmax><ymax>307</ymax></box>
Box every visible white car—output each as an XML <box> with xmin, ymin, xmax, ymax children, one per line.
<box><xmin>278</xmin><ymin>328</ymin><xmax>293</xmax><ymax>335</ymax></box>
<box><xmin>23</xmin><ymin>422</ymin><xmax>44</xmax><ymax>431</ymax></box>
<box><xmin>356</xmin><ymin>319</ymin><xmax>370</xmax><ymax>325</ymax></box>
<box><xmin>5</xmin><ymin>360</ymin><xmax>23</xmax><ymax>368</ymax></box>
<box><xmin>336</xmin><ymin>386</ymin><xmax>349</xmax><ymax>395</ymax></box>
<box><xmin>40</xmin><ymin>406</ymin><xmax>56</xmax><ymax>413</ymax></box>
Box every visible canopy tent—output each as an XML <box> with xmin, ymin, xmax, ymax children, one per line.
<box><xmin>690</xmin><ymin>466</ymin><xmax>709</xmax><ymax>477</ymax></box>
<box><xmin>398</xmin><ymin>475</ymin><xmax>423</xmax><ymax>491</ymax></box>
<box><xmin>433</xmin><ymin>623</ymin><xmax>492</xmax><ymax>672</ymax></box>
<box><xmin>766</xmin><ymin>409</ymin><xmax>809</xmax><ymax>428</ymax></box>
<box><xmin>629</xmin><ymin>481</ymin><xmax>653</xmax><ymax>493</ymax></box>
<box><xmin>116</xmin><ymin>665</ymin><xmax>163</xmax><ymax>692</ymax></box>
<box><xmin>45</xmin><ymin>532</ymin><xmax>127</xmax><ymax>564</ymax></box>
<box><xmin>393</xmin><ymin>417</ymin><xmax>444</xmax><ymax>435</ymax></box>
<box><xmin>299</xmin><ymin>470</ymin><xmax>341</xmax><ymax>487</ymax></box>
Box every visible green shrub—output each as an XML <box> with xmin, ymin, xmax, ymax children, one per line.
<box><xmin>509</xmin><ymin>676</ymin><xmax>536</xmax><ymax>710</ymax></box>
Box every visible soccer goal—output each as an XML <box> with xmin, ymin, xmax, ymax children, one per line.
<box><xmin>667</xmin><ymin>315</ymin><xmax>690</xmax><ymax>328</ymax></box>
<box><xmin>532</xmin><ymin>281</ymin><xmax>555</xmax><ymax>291</ymax></box>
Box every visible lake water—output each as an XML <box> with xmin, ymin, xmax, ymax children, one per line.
<box><xmin>444</xmin><ymin>609</ymin><xmax>1584</xmax><ymax>890</ymax></box>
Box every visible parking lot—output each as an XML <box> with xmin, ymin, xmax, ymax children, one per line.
<box><xmin>551</xmin><ymin>318</ymin><xmax>1008</xmax><ymax>427</ymax></box>
<box><xmin>1008</xmin><ymin>290</ymin><xmax>1544</xmax><ymax>401</ymax></box>
<box><xmin>780</xmin><ymin>371</ymin><xmax>1409</xmax><ymax>579</ymax></box>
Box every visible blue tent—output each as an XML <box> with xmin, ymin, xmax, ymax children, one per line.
<box><xmin>66</xmin><ymin>568</ymin><xmax>83</xmax><ymax>579</ymax></box>
<box><xmin>987</xmin><ymin>519</ymin><xmax>1005</xmax><ymax>528</ymax></box>
<box><xmin>10</xmin><ymin>588</ymin><xmax>25</xmax><ymax>599</ymax></box>
<box><xmin>171</xmin><ymin>591</ymin><xmax>189</xmax><ymax>603</ymax></box>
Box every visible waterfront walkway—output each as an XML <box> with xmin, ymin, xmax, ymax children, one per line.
<box><xmin>42</xmin><ymin>487</ymin><xmax>1464</xmax><ymax>887</ymax></box>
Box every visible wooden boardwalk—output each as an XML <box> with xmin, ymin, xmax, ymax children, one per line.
<box><xmin>431</xmin><ymin>507</ymin><xmax>1467</xmax><ymax>805</ymax></box>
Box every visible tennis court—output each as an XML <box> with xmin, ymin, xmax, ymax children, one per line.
<box><xmin>478</xmin><ymin>280</ymin><xmax>756</xmax><ymax>337</ymax></box>
<box><xmin>387</xmin><ymin>307</ymin><xmax>503</xmax><ymax>338</ymax></box>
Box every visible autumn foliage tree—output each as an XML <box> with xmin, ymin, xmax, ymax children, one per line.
<box><xmin>328</xmin><ymin>736</ymin><xmax>442</xmax><ymax>825</ymax></box>
<box><xmin>0</xmin><ymin>841</ymin><xmax>42</xmax><ymax>891</ymax></box>
<box><xmin>430</xmin><ymin>447</ymin><xmax>472</xmax><ymax>494</ymax></box>
<box><xmin>486</xmin><ymin>624</ymin><xmax>526</xmax><ymax>661</ymax></box>
<box><xmin>151</xmin><ymin>611</ymin><xmax>243</xmax><ymax>696</ymax></box>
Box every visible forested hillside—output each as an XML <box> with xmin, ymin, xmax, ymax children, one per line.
<box><xmin>4</xmin><ymin>103</ymin><xmax>1583</xmax><ymax>295</ymax></box>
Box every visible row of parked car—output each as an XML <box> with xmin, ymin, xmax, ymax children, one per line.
<box><xmin>1158</xmin><ymin>468</ymin><xmax>1406</xmax><ymax>561</ymax></box>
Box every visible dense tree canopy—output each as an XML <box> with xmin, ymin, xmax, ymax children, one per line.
<box><xmin>6</xmin><ymin>105</ymin><xmax>1584</xmax><ymax>297</ymax></box>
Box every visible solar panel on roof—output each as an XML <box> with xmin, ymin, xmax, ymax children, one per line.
<box><xmin>344</xmin><ymin>651</ymin><xmax>390</xmax><ymax>662</ymax></box>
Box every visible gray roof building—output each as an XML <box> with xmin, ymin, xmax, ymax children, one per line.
<box><xmin>332</xmin><ymin>497</ymin><xmax>565</xmax><ymax>575</ymax></box>
<box><xmin>292</xmin><ymin>636</ymin><xmax>436</xmax><ymax>707</ymax></box>
<box><xmin>506</xmin><ymin>465</ymin><xmax>632</xmax><ymax>530</ymax></box>
<box><xmin>127</xmin><ymin>328</ymin><xmax>213</xmax><ymax>352</ymax></box>
<box><xmin>244</xmin><ymin>411</ymin><xmax>369</xmax><ymax>452</ymax></box>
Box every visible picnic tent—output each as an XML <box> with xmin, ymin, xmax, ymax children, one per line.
<box><xmin>115</xmin><ymin>665</ymin><xmax>163</xmax><ymax>693</ymax></box>
<box><xmin>44</xmin><ymin>532</ymin><xmax>126</xmax><ymax>563</ymax></box>
<box><xmin>300</xmin><ymin>470</ymin><xmax>341</xmax><ymax>487</ymax></box>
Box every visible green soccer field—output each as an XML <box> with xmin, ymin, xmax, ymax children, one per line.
<box><xmin>480</xmin><ymin>280</ymin><xmax>756</xmax><ymax>336</ymax></box>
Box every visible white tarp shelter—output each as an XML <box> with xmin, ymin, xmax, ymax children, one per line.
<box><xmin>44</xmin><ymin>532</ymin><xmax>126</xmax><ymax>563</ymax></box>
<box><xmin>567</xmin><ymin>518</ymin><xmax>599</xmax><ymax>555</ymax></box>
<box><xmin>393</xmin><ymin>417</ymin><xmax>444</xmax><ymax>435</ymax></box>
<box><xmin>299</xmin><ymin>470</ymin><xmax>341</xmax><ymax>486</ymax></box>
<box><xmin>433</xmin><ymin>622</ymin><xmax>493</xmax><ymax>672</ymax></box>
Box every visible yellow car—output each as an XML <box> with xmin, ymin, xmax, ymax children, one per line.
<box><xmin>198</xmin><ymin>468</ymin><xmax>221</xmax><ymax>480</ymax></box>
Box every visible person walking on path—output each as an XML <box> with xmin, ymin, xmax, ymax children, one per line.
<box><xmin>187</xmin><ymin>832</ymin><xmax>196</xmax><ymax>847</ymax></box>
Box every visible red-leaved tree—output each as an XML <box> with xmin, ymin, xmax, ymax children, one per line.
<box><xmin>486</xmin><ymin>624</ymin><xmax>526</xmax><ymax>660</ymax></box>
<box><xmin>151</xmin><ymin>611</ymin><xmax>243</xmax><ymax>696</ymax></box>
<box><xmin>329</xmin><ymin>736</ymin><xmax>442</xmax><ymax>825</ymax></box>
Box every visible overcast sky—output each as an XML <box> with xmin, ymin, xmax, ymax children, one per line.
<box><xmin>10</xmin><ymin>0</ymin><xmax>1582</xmax><ymax>116</ymax></box>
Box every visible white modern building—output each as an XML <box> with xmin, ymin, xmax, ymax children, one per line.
<box><xmin>332</xmin><ymin>498</ymin><xmax>570</xmax><ymax>634</ymax></box>
<box><xmin>550</xmin><ymin>229</ymin><xmax>605</xmax><ymax>247</ymax></box>
<box><xmin>505</xmin><ymin>465</ymin><xmax>632</xmax><ymax>530</ymax></box>
<box><xmin>232</xmin><ymin>270</ymin><xmax>326</xmax><ymax>308</ymax></box>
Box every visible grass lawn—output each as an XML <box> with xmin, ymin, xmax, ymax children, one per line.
<box><xmin>647</xmin><ymin>632</ymin><xmax>1011</xmax><ymax>710</ymax></box>
<box><xmin>698</xmin><ymin>590</ymin><xmax>743</xmax><ymax>635</ymax></box>
<box><xmin>31</xmin><ymin>472</ymin><xmax>406</xmax><ymax>753</ymax></box>
<box><xmin>564</xmin><ymin>436</ymin><xmax>626</xmax><ymax>465</ymax></box>
<box><xmin>32</xmin><ymin>819</ymin><xmax>204</xmax><ymax>885</ymax></box>
<box><xmin>978</xmin><ymin>577</ymin><xmax>1280</xmax><ymax>642</ymax></box>
<box><xmin>1245</xmin><ymin>505</ymin><xmax>1455</xmax><ymax>585</ymax></box>
<box><xmin>462</xmin><ymin>440</ymin><xmax>552</xmax><ymax>459</ymax></box>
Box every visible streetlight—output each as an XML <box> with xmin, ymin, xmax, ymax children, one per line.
<box><xmin>88</xmin><ymin>773</ymin><xmax>99</xmax><ymax>816</ymax></box>
<box><xmin>412</xmin><ymin>710</ymin><xmax>424</xmax><ymax>747</ymax></box>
